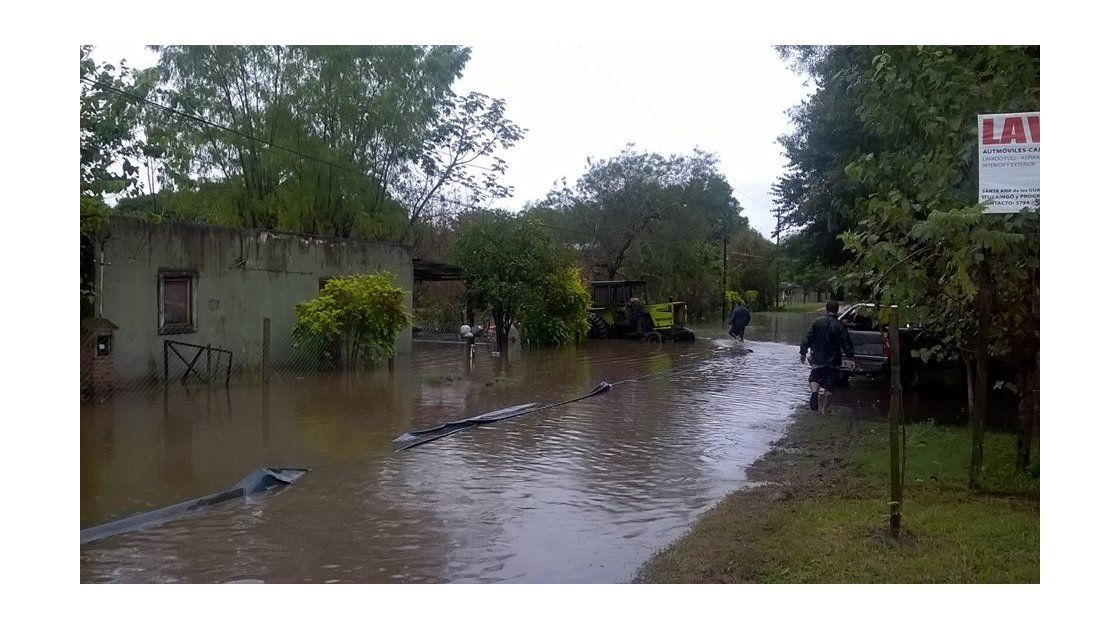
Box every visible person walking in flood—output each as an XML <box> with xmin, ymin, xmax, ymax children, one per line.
<box><xmin>728</xmin><ymin>300</ymin><xmax>751</xmax><ymax>342</ymax></box>
<box><xmin>799</xmin><ymin>300</ymin><xmax>855</xmax><ymax>414</ymax></box>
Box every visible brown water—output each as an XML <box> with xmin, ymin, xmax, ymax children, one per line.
<box><xmin>80</xmin><ymin>312</ymin><xmax>906</xmax><ymax>583</ymax></box>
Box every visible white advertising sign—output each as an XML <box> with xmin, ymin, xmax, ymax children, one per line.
<box><xmin>977</xmin><ymin>112</ymin><xmax>1040</xmax><ymax>213</ymax></box>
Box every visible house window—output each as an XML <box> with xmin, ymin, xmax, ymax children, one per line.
<box><xmin>159</xmin><ymin>270</ymin><xmax>197</xmax><ymax>335</ymax></box>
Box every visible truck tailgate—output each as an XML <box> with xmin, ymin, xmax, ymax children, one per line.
<box><xmin>848</xmin><ymin>330</ymin><xmax>886</xmax><ymax>373</ymax></box>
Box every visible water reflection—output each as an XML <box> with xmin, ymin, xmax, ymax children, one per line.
<box><xmin>82</xmin><ymin>313</ymin><xmax>832</xmax><ymax>583</ymax></box>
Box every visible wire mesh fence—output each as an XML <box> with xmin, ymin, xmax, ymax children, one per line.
<box><xmin>80</xmin><ymin>313</ymin><xmax>495</xmax><ymax>403</ymax></box>
<box><xmin>411</xmin><ymin>320</ymin><xmax>496</xmax><ymax>345</ymax></box>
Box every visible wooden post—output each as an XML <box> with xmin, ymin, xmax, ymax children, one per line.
<box><xmin>888</xmin><ymin>306</ymin><xmax>903</xmax><ymax>538</ymax></box>
<box><xmin>262</xmin><ymin>317</ymin><xmax>272</xmax><ymax>383</ymax></box>
<box><xmin>261</xmin><ymin>381</ymin><xmax>271</xmax><ymax>443</ymax></box>
<box><xmin>971</xmin><ymin>255</ymin><xmax>993</xmax><ymax>489</ymax></box>
<box><xmin>96</xmin><ymin>244</ymin><xmax>105</xmax><ymax>319</ymax></box>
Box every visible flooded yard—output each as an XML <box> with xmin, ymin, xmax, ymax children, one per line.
<box><xmin>80</xmin><ymin>312</ymin><xmax>916</xmax><ymax>583</ymax></box>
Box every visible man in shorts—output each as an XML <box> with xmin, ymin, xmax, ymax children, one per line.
<box><xmin>799</xmin><ymin>300</ymin><xmax>855</xmax><ymax>414</ymax></box>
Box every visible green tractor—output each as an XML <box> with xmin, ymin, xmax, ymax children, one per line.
<box><xmin>585</xmin><ymin>280</ymin><xmax>696</xmax><ymax>343</ymax></box>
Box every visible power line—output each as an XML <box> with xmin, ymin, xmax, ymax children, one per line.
<box><xmin>89</xmin><ymin>76</ymin><xmax>765</xmax><ymax>269</ymax></box>
<box><xmin>85</xmin><ymin>75</ymin><xmax>775</xmax><ymax>244</ymax></box>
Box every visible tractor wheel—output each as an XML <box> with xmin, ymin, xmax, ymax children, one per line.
<box><xmin>645</xmin><ymin>331</ymin><xmax>665</xmax><ymax>344</ymax></box>
<box><xmin>676</xmin><ymin>328</ymin><xmax>696</xmax><ymax>342</ymax></box>
<box><xmin>587</xmin><ymin>313</ymin><xmax>609</xmax><ymax>339</ymax></box>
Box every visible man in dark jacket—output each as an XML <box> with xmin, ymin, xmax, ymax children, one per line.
<box><xmin>728</xmin><ymin>301</ymin><xmax>751</xmax><ymax>341</ymax></box>
<box><xmin>799</xmin><ymin>300</ymin><xmax>855</xmax><ymax>414</ymax></box>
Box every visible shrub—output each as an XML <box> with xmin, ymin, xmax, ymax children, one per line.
<box><xmin>522</xmin><ymin>267</ymin><xmax>591</xmax><ymax>347</ymax></box>
<box><xmin>724</xmin><ymin>289</ymin><xmax>742</xmax><ymax>313</ymax></box>
<box><xmin>742</xmin><ymin>289</ymin><xmax>761</xmax><ymax>311</ymax></box>
<box><xmin>293</xmin><ymin>273</ymin><xmax>409</xmax><ymax>369</ymax></box>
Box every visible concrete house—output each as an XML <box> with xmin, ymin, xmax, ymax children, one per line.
<box><xmin>82</xmin><ymin>216</ymin><xmax>414</xmax><ymax>390</ymax></box>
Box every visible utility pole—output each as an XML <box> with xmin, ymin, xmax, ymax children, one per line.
<box><xmin>773</xmin><ymin>211</ymin><xmax>782</xmax><ymax>310</ymax></box>
<box><xmin>721</xmin><ymin>233</ymin><xmax>728</xmax><ymax>326</ymax></box>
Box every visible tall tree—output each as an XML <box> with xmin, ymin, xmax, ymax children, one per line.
<box><xmin>787</xmin><ymin>45</ymin><xmax>1041</xmax><ymax>482</ymax></box>
<box><xmin>530</xmin><ymin>147</ymin><xmax>747</xmax><ymax>319</ymax></box>
<box><xmin>80</xmin><ymin>46</ymin><xmax>155</xmax><ymax>225</ymax></box>
<box><xmin>141</xmin><ymin>43</ymin><xmax>481</xmax><ymax>235</ymax></box>
<box><xmin>396</xmin><ymin>91</ymin><xmax>526</xmax><ymax>246</ymax></box>
<box><xmin>772</xmin><ymin>46</ymin><xmax>881</xmax><ymax>271</ymax></box>
<box><xmin>80</xmin><ymin>46</ymin><xmax>157</xmax><ymax>311</ymax></box>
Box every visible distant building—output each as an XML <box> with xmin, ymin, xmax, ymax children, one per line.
<box><xmin>780</xmin><ymin>282</ymin><xmax>831</xmax><ymax>305</ymax></box>
<box><xmin>82</xmin><ymin>216</ymin><xmax>415</xmax><ymax>390</ymax></box>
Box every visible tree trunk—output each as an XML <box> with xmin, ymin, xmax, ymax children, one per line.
<box><xmin>1016</xmin><ymin>266</ymin><xmax>1040</xmax><ymax>474</ymax></box>
<box><xmin>347</xmin><ymin>333</ymin><xmax>360</xmax><ymax>371</ymax></box>
<box><xmin>1015</xmin><ymin>368</ymin><xmax>1031</xmax><ymax>473</ymax></box>
<box><xmin>1015</xmin><ymin>360</ymin><xmax>1038</xmax><ymax>473</ymax></box>
<box><xmin>962</xmin><ymin>350</ymin><xmax>975</xmax><ymax>420</ymax></box>
<box><xmin>494</xmin><ymin>307</ymin><xmax>509</xmax><ymax>355</ymax></box>
<box><xmin>970</xmin><ymin>256</ymin><xmax>994</xmax><ymax>490</ymax></box>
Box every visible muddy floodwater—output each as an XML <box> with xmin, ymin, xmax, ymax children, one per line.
<box><xmin>80</xmin><ymin>311</ymin><xmax>906</xmax><ymax>583</ymax></box>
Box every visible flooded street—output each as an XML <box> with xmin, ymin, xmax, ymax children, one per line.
<box><xmin>81</xmin><ymin>311</ymin><xmax>896</xmax><ymax>583</ymax></box>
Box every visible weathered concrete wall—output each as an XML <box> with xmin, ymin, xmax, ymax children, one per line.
<box><xmin>99</xmin><ymin>216</ymin><xmax>413</xmax><ymax>385</ymax></box>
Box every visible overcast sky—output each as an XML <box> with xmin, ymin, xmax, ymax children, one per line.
<box><xmin>90</xmin><ymin>45</ymin><xmax>813</xmax><ymax>240</ymax></box>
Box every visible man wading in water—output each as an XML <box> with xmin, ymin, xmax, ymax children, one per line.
<box><xmin>799</xmin><ymin>300</ymin><xmax>855</xmax><ymax>414</ymax></box>
<box><xmin>728</xmin><ymin>300</ymin><xmax>751</xmax><ymax>342</ymax></box>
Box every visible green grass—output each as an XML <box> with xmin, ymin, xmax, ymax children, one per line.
<box><xmin>640</xmin><ymin>416</ymin><xmax>1039</xmax><ymax>583</ymax></box>
<box><xmin>764</xmin><ymin>302</ymin><xmax>827</xmax><ymax>314</ymax></box>
<box><xmin>851</xmin><ymin>421</ymin><xmax>1040</xmax><ymax>497</ymax></box>
<box><xmin>751</xmin><ymin>492</ymin><xmax>1039</xmax><ymax>583</ymax></box>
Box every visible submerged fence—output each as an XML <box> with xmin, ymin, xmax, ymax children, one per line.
<box><xmin>80</xmin><ymin>314</ymin><xmax>487</xmax><ymax>402</ymax></box>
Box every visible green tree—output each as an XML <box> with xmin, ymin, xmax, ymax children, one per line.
<box><xmin>397</xmin><ymin>91</ymin><xmax>526</xmax><ymax>245</ymax></box>
<box><xmin>80</xmin><ymin>46</ymin><xmax>158</xmax><ymax>312</ymax></box>
<box><xmin>529</xmin><ymin>146</ymin><xmax>748</xmax><ymax>319</ymax></box>
<box><xmin>453</xmin><ymin>211</ymin><xmax>573</xmax><ymax>354</ymax></box>
<box><xmin>789</xmin><ymin>46</ymin><xmax>1041</xmax><ymax>482</ymax></box>
<box><xmin>728</xmin><ymin>226</ymin><xmax>780</xmax><ymax>309</ymax></box>
<box><xmin>772</xmin><ymin>46</ymin><xmax>881</xmax><ymax>272</ymax></box>
<box><xmin>292</xmin><ymin>273</ymin><xmax>410</xmax><ymax>370</ymax></box>
<box><xmin>139</xmin><ymin>45</ymin><xmax>526</xmax><ymax>242</ymax></box>
<box><xmin>80</xmin><ymin>46</ymin><xmax>155</xmax><ymax>207</ymax></box>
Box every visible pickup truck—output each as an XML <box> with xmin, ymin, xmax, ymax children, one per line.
<box><xmin>836</xmin><ymin>303</ymin><xmax>927</xmax><ymax>385</ymax></box>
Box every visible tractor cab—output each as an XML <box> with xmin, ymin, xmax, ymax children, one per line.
<box><xmin>586</xmin><ymin>280</ymin><xmax>695</xmax><ymax>343</ymax></box>
<box><xmin>590</xmin><ymin>280</ymin><xmax>647</xmax><ymax>329</ymax></box>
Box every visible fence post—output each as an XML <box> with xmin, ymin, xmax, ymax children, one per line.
<box><xmin>206</xmin><ymin>343</ymin><xmax>212</xmax><ymax>382</ymax></box>
<box><xmin>163</xmin><ymin>341</ymin><xmax>169</xmax><ymax>385</ymax></box>
<box><xmin>888</xmin><ymin>306</ymin><xmax>904</xmax><ymax>538</ymax></box>
<box><xmin>262</xmin><ymin>317</ymin><xmax>272</xmax><ymax>383</ymax></box>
